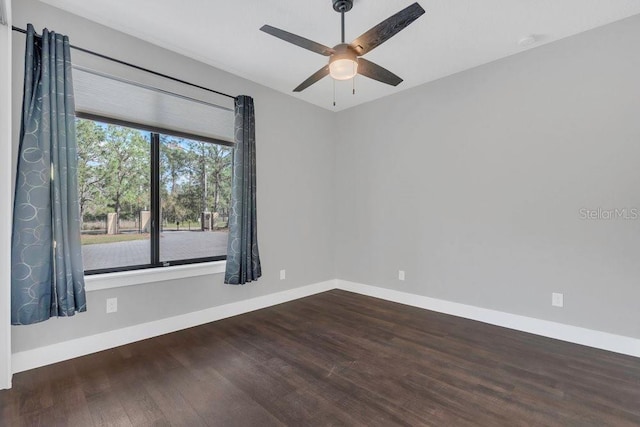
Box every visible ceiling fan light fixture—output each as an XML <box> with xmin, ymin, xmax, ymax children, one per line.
<box><xmin>329</xmin><ymin>58</ymin><xmax>358</xmax><ymax>80</ymax></box>
<box><xmin>329</xmin><ymin>44</ymin><xmax>358</xmax><ymax>80</ymax></box>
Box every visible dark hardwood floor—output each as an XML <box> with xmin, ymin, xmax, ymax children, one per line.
<box><xmin>1</xmin><ymin>289</ymin><xmax>639</xmax><ymax>426</ymax></box>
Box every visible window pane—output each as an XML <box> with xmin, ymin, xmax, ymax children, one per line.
<box><xmin>159</xmin><ymin>135</ymin><xmax>231</xmax><ymax>262</ymax></box>
<box><xmin>77</xmin><ymin>119</ymin><xmax>151</xmax><ymax>271</ymax></box>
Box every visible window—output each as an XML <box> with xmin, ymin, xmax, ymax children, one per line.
<box><xmin>77</xmin><ymin>117</ymin><xmax>233</xmax><ymax>274</ymax></box>
<box><xmin>159</xmin><ymin>134</ymin><xmax>232</xmax><ymax>262</ymax></box>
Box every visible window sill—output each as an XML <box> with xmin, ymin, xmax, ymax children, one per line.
<box><xmin>84</xmin><ymin>261</ymin><xmax>226</xmax><ymax>292</ymax></box>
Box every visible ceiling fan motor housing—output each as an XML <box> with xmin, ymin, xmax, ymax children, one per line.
<box><xmin>332</xmin><ymin>0</ymin><xmax>353</xmax><ymax>13</ymax></box>
<box><xmin>330</xmin><ymin>44</ymin><xmax>358</xmax><ymax>62</ymax></box>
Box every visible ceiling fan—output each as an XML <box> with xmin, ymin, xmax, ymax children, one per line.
<box><xmin>260</xmin><ymin>0</ymin><xmax>425</xmax><ymax>92</ymax></box>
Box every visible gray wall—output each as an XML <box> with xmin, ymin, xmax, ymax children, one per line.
<box><xmin>334</xmin><ymin>14</ymin><xmax>640</xmax><ymax>339</ymax></box>
<box><xmin>11</xmin><ymin>0</ymin><xmax>336</xmax><ymax>352</ymax></box>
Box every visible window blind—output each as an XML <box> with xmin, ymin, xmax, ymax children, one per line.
<box><xmin>72</xmin><ymin>66</ymin><xmax>234</xmax><ymax>144</ymax></box>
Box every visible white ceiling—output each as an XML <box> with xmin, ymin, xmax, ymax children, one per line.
<box><xmin>41</xmin><ymin>0</ymin><xmax>640</xmax><ymax>111</ymax></box>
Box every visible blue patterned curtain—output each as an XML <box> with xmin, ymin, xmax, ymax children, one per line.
<box><xmin>225</xmin><ymin>96</ymin><xmax>262</xmax><ymax>284</ymax></box>
<box><xmin>12</xmin><ymin>24</ymin><xmax>86</xmax><ymax>325</ymax></box>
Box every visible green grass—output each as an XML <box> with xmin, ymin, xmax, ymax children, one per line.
<box><xmin>81</xmin><ymin>233</ymin><xmax>149</xmax><ymax>245</ymax></box>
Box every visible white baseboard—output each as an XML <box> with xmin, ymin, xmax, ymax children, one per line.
<box><xmin>12</xmin><ymin>278</ymin><xmax>640</xmax><ymax>375</ymax></box>
<box><xmin>335</xmin><ymin>280</ymin><xmax>640</xmax><ymax>358</ymax></box>
<box><xmin>11</xmin><ymin>280</ymin><xmax>336</xmax><ymax>374</ymax></box>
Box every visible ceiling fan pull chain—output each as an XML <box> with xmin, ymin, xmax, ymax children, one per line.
<box><xmin>353</xmin><ymin>64</ymin><xmax>356</xmax><ymax>95</ymax></box>
<box><xmin>333</xmin><ymin>79</ymin><xmax>336</xmax><ymax>107</ymax></box>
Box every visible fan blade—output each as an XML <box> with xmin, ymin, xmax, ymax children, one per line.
<box><xmin>350</xmin><ymin>2</ymin><xmax>425</xmax><ymax>56</ymax></box>
<box><xmin>294</xmin><ymin>65</ymin><xmax>330</xmax><ymax>92</ymax></box>
<box><xmin>357</xmin><ymin>58</ymin><xmax>403</xmax><ymax>86</ymax></box>
<box><xmin>260</xmin><ymin>25</ymin><xmax>335</xmax><ymax>56</ymax></box>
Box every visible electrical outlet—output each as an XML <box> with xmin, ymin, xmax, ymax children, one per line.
<box><xmin>106</xmin><ymin>297</ymin><xmax>118</xmax><ymax>313</ymax></box>
<box><xmin>398</xmin><ymin>270</ymin><xmax>405</xmax><ymax>281</ymax></box>
<box><xmin>280</xmin><ymin>269</ymin><xmax>286</xmax><ymax>280</ymax></box>
<box><xmin>551</xmin><ymin>293</ymin><xmax>563</xmax><ymax>308</ymax></box>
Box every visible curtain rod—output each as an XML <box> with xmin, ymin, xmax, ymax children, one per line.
<box><xmin>12</xmin><ymin>25</ymin><xmax>238</xmax><ymax>101</ymax></box>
